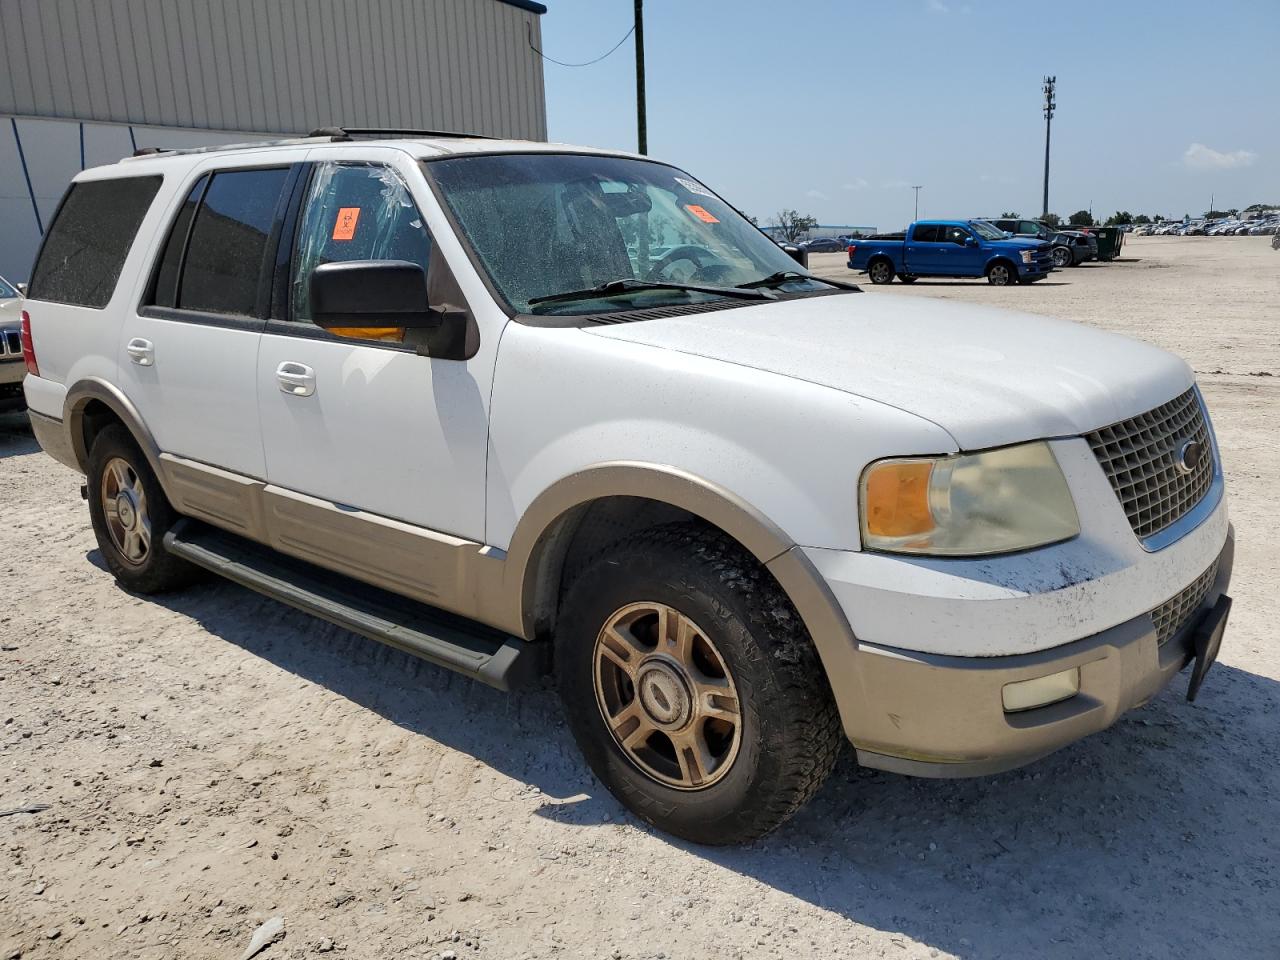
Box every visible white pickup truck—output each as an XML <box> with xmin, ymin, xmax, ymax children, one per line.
<box><xmin>20</xmin><ymin>131</ymin><xmax>1232</xmax><ymax>844</ymax></box>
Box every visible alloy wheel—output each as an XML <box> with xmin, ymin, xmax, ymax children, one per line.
<box><xmin>101</xmin><ymin>456</ymin><xmax>151</xmax><ymax>565</ymax></box>
<box><xmin>593</xmin><ymin>602</ymin><xmax>742</xmax><ymax>790</ymax></box>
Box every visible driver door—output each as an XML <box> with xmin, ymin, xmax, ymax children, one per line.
<box><xmin>942</xmin><ymin>224</ymin><xmax>982</xmax><ymax>274</ymax></box>
<box><xmin>256</xmin><ymin>151</ymin><xmax>492</xmax><ymax>557</ymax></box>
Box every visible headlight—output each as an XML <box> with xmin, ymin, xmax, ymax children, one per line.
<box><xmin>1020</xmin><ymin>249</ymin><xmax>1033</xmax><ymax>264</ymax></box>
<box><xmin>859</xmin><ymin>441</ymin><xmax>1080</xmax><ymax>556</ymax></box>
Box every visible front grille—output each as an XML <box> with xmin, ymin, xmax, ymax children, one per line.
<box><xmin>1</xmin><ymin>329</ymin><xmax>20</xmax><ymax>356</ymax></box>
<box><xmin>1151</xmin><ymin>558</ymin><xmax>1220</xmax><ymax>645</ymax></box>
<box><xmin>1086</xmin><ymin>388</ymin><xmax>1214</xmax><ymax>540</ymax></box>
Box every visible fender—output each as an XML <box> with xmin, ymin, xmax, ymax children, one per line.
<box><xmin>63</xmin><ymin>377</ymin><xmax>172</xmax><ymax>497</ymax></box>
<box><xmin>492</xmin><ymin>462</ymin><xmax>864</xmax><ymax>731</ymax></box>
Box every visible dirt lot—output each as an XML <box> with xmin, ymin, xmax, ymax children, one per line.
<box><xmin>2</xmin><ymin>236</ymin><xmax>1278</xmax><ymax>960</ymax></box>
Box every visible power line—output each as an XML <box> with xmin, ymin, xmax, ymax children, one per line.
<box><xmin>526</xmin><ymin>20</ymin><xmax>635</xmax><ymax>67</ymax></box>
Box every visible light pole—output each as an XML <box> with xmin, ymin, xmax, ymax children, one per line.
<box><xmin>912</xmin><ymin>185</ymin><xmax>923</xmax><ymax>220</ymax></box>
<box><xmin>1041</xmin><ymin>76</ymin><xmax>1056</xmax><ymax>218</ymax></box>
<box><xmin>634</xmin><ymin>0</ymin><xmax>647</xmax><ymax>155</ymax></box>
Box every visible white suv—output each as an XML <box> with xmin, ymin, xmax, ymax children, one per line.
<box><xmin>21</xmin><ymin>131</ymin><xmax>1233</xmax><ymax>844</ymax></box>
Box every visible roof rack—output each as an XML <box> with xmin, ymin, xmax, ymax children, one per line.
<box><xmin>314</xmin><ymin>126</ymin><xmax>497</xmax><ymax>141</ymax></box>
<box><xmin>125</xmin><ymin>126</ymin><xmax>496</xmax><ymax>160</ymax></box>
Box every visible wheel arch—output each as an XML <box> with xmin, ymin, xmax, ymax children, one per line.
<box><xmin>500</xmin><ymin>462</ymin><xmax>862</xmax><ymax>729</ymax></box>
<box><xmin>985</xmin><ymin>256</ymin><xmax>1017</xmax><ymax>276</ymax></box>
<box><xmin>63</xmin><ymin>378</ymin><xmax>168</xmax><ymax>493</ymax></box>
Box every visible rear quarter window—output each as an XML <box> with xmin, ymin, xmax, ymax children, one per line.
<box><xmin>27</xmin><ymin>176</ymin><xmax>162</xmax><ymax>308</ymax></box>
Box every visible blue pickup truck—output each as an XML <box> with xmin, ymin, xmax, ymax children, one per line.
<box><xmin>847</xmin><ymin>219</ymin><xmax>1055</xmax><ymax>286</ymax></box>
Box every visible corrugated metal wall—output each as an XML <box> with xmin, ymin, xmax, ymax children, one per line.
<box><xmin>0</xmin><ymin>0</ymin><xmax>547</xmax><ymax>140</ymax></box>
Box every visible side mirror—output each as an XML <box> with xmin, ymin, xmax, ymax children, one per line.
<box><xmin>310</xmin><ymin>260</ymin><xmax>440</xmax><ymax>330</ymax></box>
<box><xmin>782</xmin><ymin>244</ymin><xmax>809</xmax><ymax>268</ymax></box>
<box><xmin>964</xmin><ymin>235</ymin><xmax>978</xmax><ymax>247</ymax></box>
<box><xmin>15</xmin><ymin>282</ymin><xmax>26</xmax><ymax>295</ymax></box>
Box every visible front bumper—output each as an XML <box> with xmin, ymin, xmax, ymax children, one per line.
<box><xmin>0</xmin><ymin>360</ymin><xmax>26</xmax><ymax>410</ymax></box>
<box><xmin>845</xmin><ymin>528</ymin><xmax>1233</xmax><ymax>777</ymax></box>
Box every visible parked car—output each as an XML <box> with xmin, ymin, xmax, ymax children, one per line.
<box><xmin>986</xmin><ymin>218</ymin><xmax>1097</xmax><ymax>268</ymax></box>
<box><xmin>21</xmin><ymin>132</ymin><xmax>1233</xmax><ymax>844</ymax></box>
<box><xmin>0</xmin><ymin>274</ymin><xmax>27</xmax><ymax>411</ymax></box>
<box><xmin>848</xmin><ymin>219</ymin><xmax>1055</xmax><ymax>284</ymax></box>
<box><xmin>799</xmin><ymin>237</ymin><xmax>846</xmax><ymax>253</ymax></box>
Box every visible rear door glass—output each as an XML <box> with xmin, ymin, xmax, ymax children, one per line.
<box><xmin>178</xmin><ymin>168</ymin><xmax>290</xmax><ymax>316</ymax></box>
<box><xmin>912</xmin><ymin>224</ymin><xmax>941</xmax><ymax>242</ymax></box>
<box><xmin>27</xmin><ymin>176</ymin><xmax>162</xmax><ymax>308</ymax></box>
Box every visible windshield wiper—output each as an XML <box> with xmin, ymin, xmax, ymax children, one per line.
<box><xmin>736</xmin><ymin>270</ymin><xmax>862</xmax><ymax>292</ymax></box>
<box><xmin>527</xmin><ymin>278</ymin><xmax>774</xmax><ymax>309</ymax></box>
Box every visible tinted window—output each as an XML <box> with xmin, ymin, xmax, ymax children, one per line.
<box><xmin>1020</xmin><ymin>221</ymin><xmax>1042</xmax><ymax>236</ymax></box>
<box><xmin>290</xmin><ymin>164</ymin><xmax>432</xmax><ymax>333</ymax></box>
<box><xmin>944</xmin><ymin>225</ymin><xmax>971</xmax><ymax>245</ymax></box>
<box><xmin>150</xmin><ymin>176</ymin><xmax>209</xmax><ymax>309</ymax></box>
<box><xmin>912</xmin><ymin>224</ymin><xmax>941</xmax><ymax>242</ymax></box>
<box><xmin>28</xmin><ymin>176</ymin><xmax>162</xmax><ymax>308</ymax></box>
<box><xmin>179</xmin><ymin>168</ymin><xmax>289</xmax><ymax>316</ymax></box>
<box><xmin>0</xmin><ymin>276</ymin><xmax>17</xmax><ymax>299</ymax></box>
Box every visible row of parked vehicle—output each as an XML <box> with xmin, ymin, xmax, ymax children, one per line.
<box><xmin>1134</xmin><ymin>216</ymin><xmax>1280</xmax><ymax>236</ymax></box>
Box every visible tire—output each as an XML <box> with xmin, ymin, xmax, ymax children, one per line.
<box><xmin>1051</xmin><ymin>246</ymin><xmax>1072</xmax><ymax>269</ymax></box>
<box><xmin>986</xmin><ymin>261</ymin><xmax>1014</xmax><ymax>286</ymax></box>
<box><xmin>555</xmin><ymin>523</ymin><xmax>841</xmax><ymax>845</ymax></box>
<box><xmin>867</xmin><ymin>258</ymin><xmax>894</xmax><ymax>284</ymax></box>
<box><xmin>86</xmin><ymin>423</ymin><xmax>198</xmax><ymax>594</ymax></box>
<box><xmin>898</xmin><ymin>274</ymin><xmax>918</xmax><ymax>284</ymax></box>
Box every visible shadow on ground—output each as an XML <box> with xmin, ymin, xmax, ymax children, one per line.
<box><xmin>0</xmin><ymin>410</ymin><xmax>36</xmax><ymax>458</ymax></box>
<box><xmin>144</xmin><ymin>569</ymin><xmax>1277</xmax><ymax>960</ymax></box>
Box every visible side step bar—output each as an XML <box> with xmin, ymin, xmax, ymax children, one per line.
<box><xmin>164</xmin><ymin>520</ymin><xmax>544</xmax><ymax>691</ymax></box>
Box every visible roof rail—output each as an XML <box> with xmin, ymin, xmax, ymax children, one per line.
<box><xmin>314</xmin><ymin>126</ymin><xmax>497</xmax><ymax>141</ymax></box>
<box><xmin>125</xmin><ymin>133</ymin><xmax>345</xmax><ymax>161</ymax></box>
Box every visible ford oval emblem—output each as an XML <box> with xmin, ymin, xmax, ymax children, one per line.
<box><xmin>1176</xmin><ymin>440</ymin><xmax>1205</xmax><ymax>475</ymax></box>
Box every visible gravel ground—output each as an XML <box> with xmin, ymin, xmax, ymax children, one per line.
<box><xmin>2</xmin><ymin>236</ymin><xmax>1278</xmax><ymax>960</ymax></box>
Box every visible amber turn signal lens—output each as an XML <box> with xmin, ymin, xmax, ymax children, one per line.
<box><xmin>863</xmin><ymin>461</ymin><xmax>935</xmax><ymax>538</ymax></box>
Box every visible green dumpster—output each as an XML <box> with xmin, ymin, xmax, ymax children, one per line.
<box><xmin>1091</xmin><ymin>226</ymin><xmax>1124</xmax><ymax>261</ymax></box>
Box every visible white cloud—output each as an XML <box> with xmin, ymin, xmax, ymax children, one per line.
<box><xmin>805</xmin><ymin>188</ymin><xmax>828</xmax><ymax>200</ymax></box>
<box><xmin>927</xmin><ymin>0</ymin><xmax>949</xmax><ymax>12</ymax></box>
<box><xmin>1183</xmin><ymin>142</ymin><xmax>1257</xmax><ymax>170</ymax></box>
<box><xmin>842</xmin><ymin>179</ymin><xmax>869</xmax><ymax>191</ymax></box>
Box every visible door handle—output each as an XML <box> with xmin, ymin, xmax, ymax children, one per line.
<box><xmin>276</xmin><ymin>361</ymin><xmax>316</xmax><ymax>397</ymax></box>
<box><xmin>126</xmin><ymin>338</ymin><xmax>154</xmax><ymax>366</ymax></box>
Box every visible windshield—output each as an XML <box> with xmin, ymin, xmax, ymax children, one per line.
<box><xmin>970</xmin><ymin>220</ymin><xmax>1008</xmax><ymax>241</ymax></box>
<box><xmin>426</xmin><ymin>153</ymin><xmax>831</xmax><ymax>315</ymax></box>
<box><xmin>0</xmin><ymin>277</ymin><xmax>17</xmax><ymax>299</ymax></box>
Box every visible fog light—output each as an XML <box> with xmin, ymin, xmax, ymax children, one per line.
<box><xmin>1002</xmin><ymin>667</ymin><xmax>1080</xmax><ymax>712</ymax></box>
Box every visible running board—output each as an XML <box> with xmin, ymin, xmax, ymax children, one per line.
<box><xmin>163</xmin><ymin>520</ymin><xmax>544</xmax><ymax>691</ymax></box>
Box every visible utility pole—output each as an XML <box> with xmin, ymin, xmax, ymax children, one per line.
<box><xmin>1041</xmin><ymin>76</ymin><xmax>1056</xmax><ymax>219</ymax></box>
<box><xmin>634</xmin><ymin>0</ymin><xmax>647</xmax><ymax>155</ymax></box>
<box><xmin>912</xmin><ymin>185</ymin><xmax>923</xmax><ymax>220</ymax></box>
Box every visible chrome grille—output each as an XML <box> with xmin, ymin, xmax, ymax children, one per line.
<box><xmin>1086</xmin><ymin>388</ymin><xmax>1213</xmax><ymax>540</ymax></box>
<box><xmin>1</xmin><ymin>329</ymin><xmax>20</xmax><ymax>357</ymax></box>
<box><xmin>1151</xmin><ymin>558</ymin><xmax>1219</xmax><ymax>646</ymax></box>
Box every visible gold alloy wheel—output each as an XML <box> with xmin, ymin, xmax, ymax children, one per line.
<box><xmin>101</xmin><ymin>456</ymin><xmax>151</xmax><ymax>565</ymax></box>
<box><xmin>593</xmin><ymin>602</ymin><xmax>742</xmax><ymax>790</ymax></box>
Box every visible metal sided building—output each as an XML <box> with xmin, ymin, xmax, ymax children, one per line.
<box><xmin>0</xmin><ymin>0</ymin><xmax>549</xmax><ymax>282</ymax></box>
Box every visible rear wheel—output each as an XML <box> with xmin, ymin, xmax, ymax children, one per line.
<box><xmin>86</xmin><ymin>424</ymin><xmax>198</xmax><ymax>593</ymax></box>
<box><xmin>1051</xmin><ymin>246</ymin><xmax>1072</xmax><ymax>269</ymax></box>
<box><xmin>555</xmin><ymin>523</ymin><xmax>841</xmax><ymax>845</ymax></box>
<box><xmin>867</xmin><ymin>258</ymin><xmax>894</xmax><ymax>284</ymax></box>
<box><xmin>987</xmin><ymin>261</ymin><xmax>1014</xmax><ymax>286</ymax></box>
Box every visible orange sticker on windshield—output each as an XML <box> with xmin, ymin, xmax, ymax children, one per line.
<box><xmin>332</xmin><ymin>207</ymin><xmax>361</xmax><ymax>240</ymax></box>
<box><xmin>685</xmin><ymin>204</ymin><xmax>719</xmax><ymax>224</ymax></box>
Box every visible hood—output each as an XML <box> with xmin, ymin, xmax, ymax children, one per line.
<box><xmin>583</xmin><ymin>293</ymin><xmax>1192</xmax><ymax>450</ymax></box>
<box><xmin>990</xmin><ymin>236</ymin><xmax>1047</xmax><ymax>251</ymax></box>
<box><xmin>0</xmin><ymin>297</ymin><xmax>21</xmax><ymax>323</ymax></box>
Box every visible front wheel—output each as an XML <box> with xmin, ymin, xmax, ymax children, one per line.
<box><xmin>867</xmin><ymin>259</ymin><xmax>894</xmax><ymax>284</ymax></box>
<box><xmin>555</xmin><ymin>524</ymin><xmax>842</xmax><ymax>845</ymax></box>
<box><xmin>987</xmin><ymin>261</ymin><xmax>1014</xmax><ymax>286</ymax></box>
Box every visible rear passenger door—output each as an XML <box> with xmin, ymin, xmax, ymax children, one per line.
<box><xmin>121</xmin><ymin>158</ymin><xmax>303</xmax><ymax>478</ymax></box>
<box><xmin>904</xmin><ymin>223</ymin><xmax>944</xmax><ymax>273</ymax></box>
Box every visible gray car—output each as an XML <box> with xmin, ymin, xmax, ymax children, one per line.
<box><xmin>0</xmin><ymin>275</ymin><xmax>26</xmax><ymax>411</ymax></box>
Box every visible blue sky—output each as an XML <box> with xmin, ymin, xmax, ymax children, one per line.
<box><xmin>539</xmin><ymin>0</ymin><xmax>1279</xmax><ymax>230</ymax></box>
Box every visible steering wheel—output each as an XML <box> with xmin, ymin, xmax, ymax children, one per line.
<box><xmin>646</xmin><ymin>244</ymin><xmax>729</xmax><ymax>283</ymax></box>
